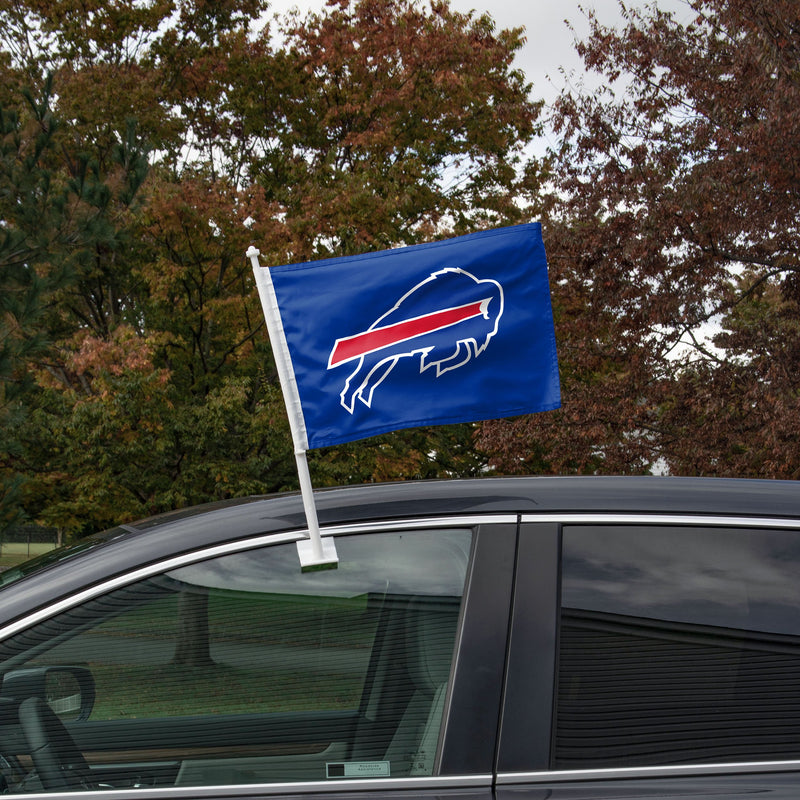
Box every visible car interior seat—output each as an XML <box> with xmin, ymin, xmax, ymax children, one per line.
<box><xmin>382</xmin><ymin>599</ymin><xmax>459</xmax><ymax>776</ymax></box>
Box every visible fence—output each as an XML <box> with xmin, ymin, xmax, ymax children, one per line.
<box><xmin>0</xmin><ymin>524</ymin><xmax>60</xmax><ymax>564</ymax></box>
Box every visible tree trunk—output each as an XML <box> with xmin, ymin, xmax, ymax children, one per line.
<box><xmin>172</xmin><ymin>590</ymin><xmax>214</xmax><ymax>667</ymax></box>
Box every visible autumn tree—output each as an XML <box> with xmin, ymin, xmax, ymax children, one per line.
<box><xmin>224</xmin><ymin>0</ymin><xmax>542</xmax><ymax>257</ymax></box>
<box><xmin>0</xmin><ymin>79</ymin><xmax>151</xmax><ymax>530</ymax></box>
<box><xmin>0</xmin><ymin>93</ymin><xmax>59</xmax><ymax>530</ymax></box>
<box><xmin>481</xmin><ymin>0</ymin><xmax>800</xmax><ymax>477</ymax></box>
<box><xmin>2</xmin><ymin>0</ymin><xmax>542</xmax><ymax>535</ymax></box>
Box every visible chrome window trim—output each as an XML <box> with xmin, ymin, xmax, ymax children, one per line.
<box><xmin>0</xmin><ymin>514</ymin><xmax>514</xmax><ymax>642</ymax></box>
<box><xmin>322</xmin><ymin>514</ymin><xmax>515</xmax><ymax>535</ymax></box>
<box><xmin>497</xmin><ymin>760</ymin><xmax>800</xmax><ymax>784</ymax></box>
<box><xmin>9</xmin><ymin>774</ymin><xmax>493</xmax><ymax>800</ymax></box>
<box><xmin>521</xmin><ymin>512</ymin><xmax>800</xmax><ymax>529</ymax></box>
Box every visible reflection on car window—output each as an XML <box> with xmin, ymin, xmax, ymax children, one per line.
<box><xmin>0</xmin><ymin>530</ymin><xmax>128</xmax><ymax>591</ymax></box>
<box><xmin>557</xmin><ymin>525</ymin><xmax>800</xmax><ymax>769</ymax></box>
<box><xmin>0</xmin><ymin>528</ymin><xmax>471</xmax><ymax>792</ymax></box>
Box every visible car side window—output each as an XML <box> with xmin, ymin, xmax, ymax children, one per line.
<box><xmin>0</xmin><ymin>528</ymin><xmax>472</xmax><ymax>792</ymax></box>
<box><xmin>557</xmin><ymin>525</ymin><xmax>800</xmax><ymax>769</ymax></box>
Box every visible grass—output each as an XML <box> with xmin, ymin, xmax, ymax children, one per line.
<box><xmin>51</xmin><ymin>590</ymin><xmax>381</xmax><ymax>720</ymax></box>
<box><xmin>90</xmin><ymin>663</ymin><xmax>365</xmax><ymax>719</ymax></box>
<box><xmin>0</xmin><ymin>544</ymin><xmax>57</xmax><ymax>569</ymax></box>
<box><xmin>92</xmin><ymin>591</ymin><xmax>379</xmax><ymax>647</ymax></box>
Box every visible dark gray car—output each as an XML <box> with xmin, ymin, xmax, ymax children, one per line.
<box><xmin>0</xmin><ymin>476</ymin><xmax>799</xmax><ymax>799</ymax></box>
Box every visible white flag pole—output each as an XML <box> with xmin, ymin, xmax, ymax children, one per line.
<box><xmin>247</xmin><ymin>246</ymin><xmax>338</xmax><ymax>571</ymax></box>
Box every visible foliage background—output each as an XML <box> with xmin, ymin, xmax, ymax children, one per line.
<box><xmin>1</xmin><ymin>0</ymin><xmax>798</xmax><ymax>539</ymax></box>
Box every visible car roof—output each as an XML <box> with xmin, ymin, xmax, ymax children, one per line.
<box><xmin>127</xmin><ymin>474</ymin><xmax>800</xmax><ymax>529</ymax></box>
<box><xmin>1</xmin><ymin>476</ymin><xmax>798</xmax><ymax>628</ymax></box>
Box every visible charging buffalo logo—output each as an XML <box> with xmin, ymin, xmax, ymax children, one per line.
<box><xmin>327</xmin><ymin>268</ymin><xmax>504</xmax><ymax>413</ymax></box>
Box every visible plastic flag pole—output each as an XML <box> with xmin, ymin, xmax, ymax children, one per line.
<box><xmin>247</xmin><ymin>246</ymin><xmax>338</xmax><ymax>571</ymax></box>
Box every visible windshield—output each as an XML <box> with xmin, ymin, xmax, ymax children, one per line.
<box><xmin>0</xmin><ymin>527</ymin><xmax>130</xmax><ymax>590</ymax></box>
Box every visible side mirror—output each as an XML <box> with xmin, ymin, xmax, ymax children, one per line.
<box><xmin>1</xmin><ymin>666</ymin><xmax>95</xmax><ymax>722</ymax></box>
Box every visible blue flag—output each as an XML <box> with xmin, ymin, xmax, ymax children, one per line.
<box><xmin>254</xmin><ymin>223</ymin><xmax>560</xmax><ymax>450</ymax></box>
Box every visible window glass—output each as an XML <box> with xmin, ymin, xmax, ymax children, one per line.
<box><xmin>557</xmin><ymin>525</ymin><xmax>800</xmax><ymax>769</ymax></box>
<box><xmin>0</xmin><ymin>528</ymin><xmax>471</xmax><ymax>792</ymax></box>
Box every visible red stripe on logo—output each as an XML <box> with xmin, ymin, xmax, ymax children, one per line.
<box><xmin>329</xmin><ymin>300</ymin><xmax>488</xmax><ymax>368</ymax></box>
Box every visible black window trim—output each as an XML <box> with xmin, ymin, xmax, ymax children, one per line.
<box><xmin>439</xmin><ymin>521</ymin><xmax>517</xmax><ymax>777</ymax></box>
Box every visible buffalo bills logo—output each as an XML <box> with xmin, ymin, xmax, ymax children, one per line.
<box><xmin>328</xmin><ymin>268</ymin><xmax>504</xmax><ymax>413</ymax></box>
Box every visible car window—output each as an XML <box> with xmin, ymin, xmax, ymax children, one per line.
<box><xmin>557</xmin><ymin>525</ymin><xmax>800</xmax><ymax>769</ymax></box>
<box><xmin>0</xmin><ymin>528</ymin><xmax>472</xmax><ymax>793</ymax></box>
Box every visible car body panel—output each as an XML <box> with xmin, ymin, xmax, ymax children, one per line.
<box><xmin>1</xmin><ymin>477</ymin><xmax>800</xmax><ymax>799</ymax></box>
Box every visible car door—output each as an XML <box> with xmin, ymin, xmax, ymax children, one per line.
<box><xmin>497</xmin><ymin>516</ymin><xmax>800</xmax><ymax>800</ymax></box>
<box><xmin>0</xmin><ymin>516</ymin><xmax>516</xmax><ymax>798</ymax></box>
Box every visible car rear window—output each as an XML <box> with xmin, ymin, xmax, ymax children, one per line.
<box><xmin>557</xmin><ymin>524</ymin><xmax>800</xmax><ymax>768</ymax></box>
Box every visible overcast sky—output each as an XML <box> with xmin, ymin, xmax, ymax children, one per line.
<box><xmin>449</xmin><ymin>0</ymin><xmax>692</xmax><ymax>101</ymax></box>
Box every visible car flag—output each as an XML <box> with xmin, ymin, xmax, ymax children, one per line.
<box><xmin>251</xmin><ymin>223</ymin><xmax>560</xmax><ymax>451</ymax></box>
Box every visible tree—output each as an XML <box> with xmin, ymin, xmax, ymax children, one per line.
<box><xmin>172</xmin><ymin>589</ymin><xmax>213</xmax><ymax>668</ymax></box>
<box><xmin>228</xmin><ymin>0</ymin><xmax>542</xmax><ymax>256</ymax></box>
<box><xmin>481</xmin><ymin>0</ymin><xmax>800</xmax><ymax>477</ymax></box>
<box><xmin>3</xmin><ymin>0</ymin><xmax>542</xmax><ymax>535</ymax></box>
<box><xmin>657</xmin><ymin>272</ymin><xmax>800</xmax><ymax>477</ymax></box>
<box><xmin>0</xmin><ymin>95</ymin><xmax>57</xmax><ymax>529</ymax></box>
<box><xmin>0</xmin><ymin>82</ymin><xmax>149</xmax><ymax>530</ymax></box>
